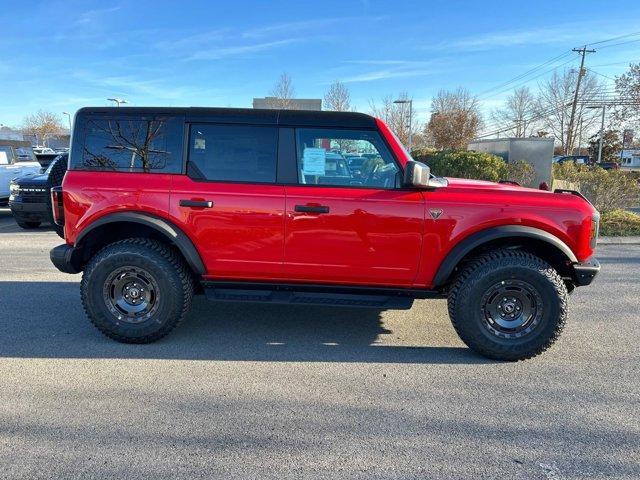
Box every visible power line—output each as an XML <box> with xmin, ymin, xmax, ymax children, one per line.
<box><xmin>597</xmin><ymin>38</ymin><xmax>640</xmax><ymax>50</ymax></box>
<box><xmin>478</xmin><ymin>56</ymin><xmax>577</xmax><ymax>102</ymax></box>
<box><xmin>586</xmin><ymin>30</ymin><xmax>640</xmax><ymax>46</ymax></box>
<box><xmin>476</xmin><ymin>51</ymin><xmax>574</xmax><ymax>99</ymax></box>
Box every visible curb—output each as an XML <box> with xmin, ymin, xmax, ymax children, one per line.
<box><xmin>597</xmin><ymin>236</ymin><xmax>640</xmax><ymax>245</ymax></box>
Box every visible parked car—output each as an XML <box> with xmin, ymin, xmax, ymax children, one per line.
<box><xmin>9</xmin><ymin>153</ymin><xmax>67</xmax><ymax>235</ymax></box>
<box><xmin>32</xmin><ymin>146</ymin><xmax>56</xmax><ymax>155</ymax></box>
<box><xmin>553</xmin><ymin>155</ymin><xmax>591</xmax><ymax>165</ymax></box>
<box><xmin>50</xmin><ymin>107</ymin><xmax>600</xmax><ymax>361</ymax></box>
<box><xmin>595</xmin><ymin>162</ymin><xmax>620</xmax><ymax>171</ymax></box>
<box><xmin>0</xmin><ymin>140</ymin><xmax>42</xmax><ymax>205</ymax></box>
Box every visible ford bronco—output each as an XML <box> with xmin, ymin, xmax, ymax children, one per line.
<box><xmin>50</xmin><ymin>107</ymin><xmax>600</xmax><ymax>360</ymax></box>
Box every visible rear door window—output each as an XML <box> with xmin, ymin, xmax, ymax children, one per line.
<box><xmin>187</xmin><ymin>124</ymin><xmax>278</xmax><ymax>183</ymax></box>
<box><xmin>74</xmin><ymin>115</ymin><xmax>183</xmax><ymax>173</ymax></box>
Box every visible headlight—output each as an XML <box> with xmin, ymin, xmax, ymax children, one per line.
<box><xmin>9</xmin><ymin>183</ymin><xmax>20</xmax><ymax>195</ymax></box>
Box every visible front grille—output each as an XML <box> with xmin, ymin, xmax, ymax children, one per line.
<box><xmin>16</xmin><ymin>190</ymin><xmax>48</xmax><ymax>204</ymax></box>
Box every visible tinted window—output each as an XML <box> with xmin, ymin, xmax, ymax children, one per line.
<box><xmin>188</xmin><ymin>124</ymin><xmax>277</xmax><ymax>183</ymax></box>
<box><xmin>75</xmin><ymin>116</ymin><xmax>182</xmax><ymax>173</ymax></box>
<box><xmin>295</xmin><ymin>128</ymin><xmax>399</xmax><ymax>188</ymax></box>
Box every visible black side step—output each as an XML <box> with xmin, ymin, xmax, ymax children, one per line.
<box><xmin>204</xmin><ymin>287</ymin><xmax>415</xmax><ymax>309</ymax></box>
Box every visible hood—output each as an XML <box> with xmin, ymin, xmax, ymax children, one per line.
<box><xmin>444</xmin><ymin>177</ymin><xmax>546</xmax><ymax>194</ymax></box>
<box><xmin>12</xmin><ymin>172</ymin><xmax>48</xmax><ymax>186</ymax></box>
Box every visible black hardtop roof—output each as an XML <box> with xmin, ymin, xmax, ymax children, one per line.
<box><xmin>76</xmin><ymin>106</ymin><xmax>377</xmax><ymax>129</ymax></box>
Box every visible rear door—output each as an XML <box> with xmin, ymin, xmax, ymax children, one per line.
<box><xmin>170</xmin><ymin>123</ymin><xmax>287</xmax><ymax>280</ymax></box>
<box><xmin>283</xmin><ymin>127</ymin><xmax>425</xmax><ymax>286</ymax></box>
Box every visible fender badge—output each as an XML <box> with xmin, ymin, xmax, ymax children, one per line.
<box><xmin>429</xmin><ymin>208</ymin><xmax>443</xmax><ymax>220</ymax></box>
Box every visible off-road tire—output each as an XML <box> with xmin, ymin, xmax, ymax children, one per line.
<box><xmin>16</xmin><ymin>219</ymin><xmax>41</xmax><ymax>229</ymax></box>
<box><xmin>81</xmin><ymin>238</ymin><xmax>194</xmax><ymax>343</ymax></box>
<box><xmin>447</xmin><ymin>249</ymin><xmax>568</xmax><ymax>361</ymax></box>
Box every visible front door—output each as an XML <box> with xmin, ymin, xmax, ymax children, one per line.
<box><xmin>171</xmin><ymin>123</ymin><xmax>285</xmax><ymax>281</ymax></box>
<box><xmin>284</xmin><ymin>127</ymin><xmax>424</xmax><ymax>287</ymax></box>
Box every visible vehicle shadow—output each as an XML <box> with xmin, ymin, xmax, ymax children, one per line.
<box><xmin>0</xmin><ymin>281</ymin><xmax>488</xmax><ymax>365</ymax></box>
<box><xmin>0</xmin><ymin>207</ymin><xmax>54</xmax><ymax>233</ymax></box>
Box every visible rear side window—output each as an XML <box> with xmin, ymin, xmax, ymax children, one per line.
<box><xmin>74</xmin><ymin>116</ymin><xmax>182</xmax><ymax>173</ymax></box>
<box><xmin>187</xmin><ymin>124</ymin><xmax>278</xmax><ymax>183</ymax></box>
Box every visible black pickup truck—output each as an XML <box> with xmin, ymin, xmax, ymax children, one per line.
<box><xmin>9</xmin><ymin>153</ymin><xmax>67</xmax><ymax>236</ymax></box>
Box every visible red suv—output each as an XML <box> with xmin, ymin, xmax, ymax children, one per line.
<box><xmin>50</xmin><ymin>107</ymin><xmax>600</xmax><ymax>360</ymax></box>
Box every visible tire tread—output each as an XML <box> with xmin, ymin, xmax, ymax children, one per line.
<box><xmin>447</xmin><ymin>249</ymin><xmax>568</xmax><ymax>361</ymax></box>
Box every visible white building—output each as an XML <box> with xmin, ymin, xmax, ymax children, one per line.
<box><xmin>620</xmin><ymin>149</ymin><xmax>640</xmax><ymax>171</ymax></box>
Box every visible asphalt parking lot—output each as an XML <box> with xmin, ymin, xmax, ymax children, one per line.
<box><xmin>0</xmin><ymin>207</ymin><xmax>638</xmax><ymax>479</ymax></box>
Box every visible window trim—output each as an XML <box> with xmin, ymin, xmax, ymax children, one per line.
<box><xmin>184</xmin><ymin>122</ymin><xmax>281</xmax><ymax>185</ymax></box>
<box><xmin>291</xmin><ymin>126</ymin><xmax>403</xmax><ymax>190</ymax></box>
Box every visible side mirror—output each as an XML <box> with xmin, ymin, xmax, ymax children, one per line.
<box><xmin>403</xmin><ymin>160</ymin><xmax>432</xmax><ymax>188</ymax></box>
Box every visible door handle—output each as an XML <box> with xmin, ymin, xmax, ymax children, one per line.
<box><xmin>294</xmin><ymin>204</ymin><xmax>330</xmax><ymax>214</ymax></box>
<box><xmin>180</xmin><ymin>199</ymin><xmax>214</xmax><ymax>208</ymax></box>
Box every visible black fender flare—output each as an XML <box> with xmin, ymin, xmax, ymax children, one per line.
<box><xmin>75</xmin><ymin>212</ymin><xmax>206</xmax><ymax>275</ymax></box>
<box><xmin>432</xmin><ymin>225</ymin><xmax>577</xmax><ymax>287</ymax></box>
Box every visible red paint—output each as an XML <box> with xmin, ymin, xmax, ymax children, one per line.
<box><xmin>60</xmin><ymin>118</ymin><xmax>597</xmax><ymax>288</ymax></box>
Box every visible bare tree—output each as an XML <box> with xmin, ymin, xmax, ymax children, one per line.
<box><xmin>613</xmin><ymin>62</ymin><xmax>640</xmax><ymax>130</ymax></box>
<box><xmin>266</xmin><ymin>72</ymin><xmax>296</xmax><ymax>109</ymax></box>
<box><xmin>21</xmin><ymin>110</ymin><xmax>65</xmax><ymax>146</ymax></box>
<box><xmin>490</xmin><ymin>87</ymin><xmax>536</xmax><ymax>138</ymax></box>
<box><xmin>427</xmin><ymin>87</ymin><xmax>482</xmax><ymax>150</ymax></box>
<box><xmin>535</xmin><ymin>69</ymin><xmax>602</xmax><ymax>154</ymax></box>
<box><xmin>369</xmin><ymin>92</ymin><xmax>419</xmax><ymax>148</ymax></box>
<box><xmin>324</xmin><ymin>81</ymin><xmax>351</xmax><ymax>112</ymax></box>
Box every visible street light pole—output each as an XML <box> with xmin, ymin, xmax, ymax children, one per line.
<box><xmin>587</xmin><ymin>105</ymin><xmax>606</xmax><ymax>164</ymax></box>
<box><xmin>62</xmin><ymin>112</ymin><xmax>72</xmax><ymax>130</ymax></box>
<box><xmin>597</xmin><ymin>105</ymin><xmax>605</xmax><ymax>164</ymax></box>
<box><xmin>393</xmin><ymin>99</ymin><xmax>413</xmax><ymax>152</ymax></box>
<box><xmin>107</xmin><ymin>98</ymin><xmax>128</xmax><ymax>107</ymax></box>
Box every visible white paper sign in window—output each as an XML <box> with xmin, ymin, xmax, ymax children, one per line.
<box><xmin>302</xmin><ymin>148</ymin><xmax>326</xmax><ymax>175</ymax></box>
<box><xmin>0</xmin><ymin>152</ymin><xmax>8</xmax><ymax>165</ymax></box>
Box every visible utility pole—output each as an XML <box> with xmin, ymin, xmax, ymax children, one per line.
<box><xmin>566</xmin><ymin>46</ymin><xmax>595</xmax><ymax>155</ymax></box>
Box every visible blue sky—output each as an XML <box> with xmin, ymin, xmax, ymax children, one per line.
<box><xmin>1</xmin><ymin>0</ymin><xmax>639</xmax><ymax>128</ymax></box>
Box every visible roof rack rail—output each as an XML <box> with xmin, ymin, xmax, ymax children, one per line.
<box><xmin>498</xmin><ymin>180</ymin><xmax>520</xmax><ymax>186</ymax></box>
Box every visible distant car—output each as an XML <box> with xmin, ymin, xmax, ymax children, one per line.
<box><xmin>32</xmin><ymin>146</ymin><xmax>56</xmax><ymax>155</ymax></box>
<box><xmin>596</xmin><ymin>162</ymin><xmax>620</xmax><ymax>171</ymax></box>
<box><xmin>0</xmin><ymin>141</ymin><xmax>42</xmax><ymax>205</ymax></box>
<box><xmin>553</xmin><ymin>155</ymin><xmax>591</xmax><ymax>165</ymax></box>
<box><xmin>9</xmin><ymin>153</ymin><xmax>67</xmax><ymax>235</ymax></box>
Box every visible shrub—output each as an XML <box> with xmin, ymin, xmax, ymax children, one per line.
<box><xmin>600</xmin><ymin>209</ymin><xmax>640</xmax><ymax>236</ymax></box>
<box><xmin>553</xmin><ymin>163</ymin><xmax>640</xmax><ymax>212</ymax></box>
<box><xmin>412</xmin><ymin>150</ymin><xmax>508</xmax><ymax>182</ymax></box>
<box><xmin>506</xmin><ymin>160</ymin><xmax>536</xmax><ymax>187</ymax></box>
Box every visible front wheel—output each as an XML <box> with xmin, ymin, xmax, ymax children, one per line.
<box><xmin>447</xmin><ymin>249</ymin><xmax>568</xmax><ymax>361</ymax></box>
<box><xmin>16</xmin><ymin>219</ymin><xmax>41</xmax><ymax>229</ymax></box>
<box><xmin>81</xmin><ymin>238</ymin><xmax>194</xmax><ymax>343</ymax></box>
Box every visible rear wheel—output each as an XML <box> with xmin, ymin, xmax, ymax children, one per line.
<box><xmin>447</xmin><ymin>249</ymin><xmax>568</xmax><ymax>361</ymax></box>
<box><xmin>81</xmin><ymin>238</ymin><xmax>194</xmax><ymax>343</ymax></box>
